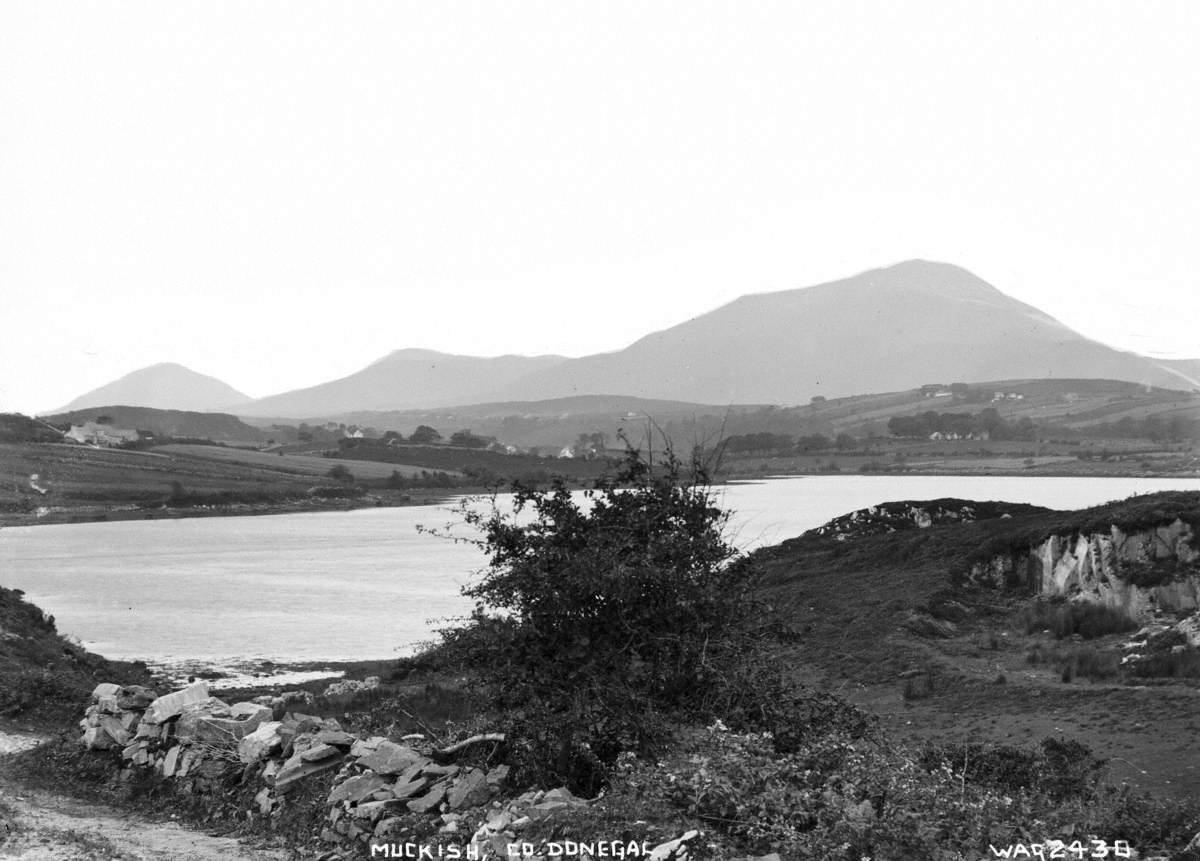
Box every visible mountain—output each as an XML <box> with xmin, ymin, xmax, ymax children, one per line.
<box><xmin>235</xmin><ymin>349</ymin><xmax>568</xmax><ymax>418</ymax></box>
<box><xmin>1155</xmin><ymin>359</ymin><xmax>1200</xmax><ymax>390</ymax></box>
<box><xmin>492</xmin><ymin>260</ymin><xmax>1196</xmax><ymax>404</ymax></box>
<box><xmin>52</xmin><ymin>363</ymin><xmax>249</xmax><ymax>413</ymax></box>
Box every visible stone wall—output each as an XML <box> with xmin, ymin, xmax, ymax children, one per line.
<box><xmin>78</xmin><ymin>680</ymin><xmax>698</xmax><ymax>860</ymax></box>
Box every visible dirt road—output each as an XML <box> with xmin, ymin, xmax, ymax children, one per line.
<box><xmin>0</xmin><ymin>731</ymin><xmax>285</xmax><ymax>861</ymax></box>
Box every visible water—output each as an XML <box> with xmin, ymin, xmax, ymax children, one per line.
<box><xmin>2</xmin><ymin>475</ymin><xmax>1197</xmax><ymax>667</ymax></box>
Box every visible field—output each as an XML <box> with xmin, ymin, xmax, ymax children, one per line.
<box><xmin>0</xmin><ymin>442</ymin><xmax>451</xmax><ymax>526</ymax></box>
<box><xmin>752</xmin><ymin>496</ymin><xmax>1200</xmax><ymax>799</ymax></box>
<box><xmin>155</xmin><ymin>443</ymin><xmax>455</xmax><ymax>479</ymax></box>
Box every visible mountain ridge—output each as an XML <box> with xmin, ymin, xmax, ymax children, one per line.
<box><xmin>54</xmin><ymin>261</ymin><xmax>1200</xmax><ymax>416</ymax></box>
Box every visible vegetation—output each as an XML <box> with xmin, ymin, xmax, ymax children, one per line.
<box><xmin>1018</xmin><ymin>598</ymin><xmax>1138</xmax><ymax>640</ymax></box>
<box><xmin>0</xmin><ymin>584</ymin><xmax>150</xmax><ymax>720</ymax></box>
<box><xmin>888</xmin><ymin>408</ymin><xmax>1037</xmax><ymax>440</ymax></box>
<box><xmin>429</xmin><ymin>444</ymin><xmax>859</xmax><ymax>792</ymax></box>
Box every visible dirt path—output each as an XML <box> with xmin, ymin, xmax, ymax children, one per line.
<box><xmin>0</xmin><ymin>732</ymin><xmax>285</xmax><ymax>861</ymax></box>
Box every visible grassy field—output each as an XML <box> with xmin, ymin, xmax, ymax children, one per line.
<box><xmin>0</xmin><ymin>441</ymin><xmax>455</xmax><ymax>526</ymax></box>
<box><xmin>752</xmin><ymin>492</ymin><xmax>1200</xmax><ymax>798</ymax></box>
<box><xmin>156</xmin><ymin>443</ymin><xmax>455</xmax><ymax>479</ymax></box>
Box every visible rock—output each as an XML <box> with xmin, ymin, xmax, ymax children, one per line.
<box><xmin>255</xmin><ymin>787</ymin><xmax>274</xmax><ymax>815</ymax></box>
<box><xmin>374</xmin><ymin>816</ymin><xmax>404</xmax><ymax>838</ymax></box>
<box><xmin>353</xmin><ymin>799</ymin><xmax>403</xmax><ymax>822</ymax></box>
<box><xmin>274</xmin><ymin>749</ymin><xmax>346</xmax><ymax>793</ymax></box>
<box><xmin>301</xmin><ymin>743</ymin><xmax>343</xmax><ymax>762</ymax></box>
<box><xmin>98</xmin><ymin>715</ymin><xmax>130</xmax><ymax>746</ymax></box>
<box><xmin>329</xmin><ymin>773</ymin><xmax>389</xmax><ymax>805</ymax></box>
<box><xmin>350</xmin><ymin>736</ymin><xmax>386</xmax><ymax>758</ymax></box>
<box><xmin>422</xmin><ymin>763</ymin><xmax>459</xmax><ymax>777</ymax></box>
<box><xmin>391</xmin><ymin>774</ymin><xmax>430</xmax><ymax>800</ymax></box>
<box><xmin>177</xmin><ymin>704</ymin><xmax>270</xmax><ymax>745</ymax></box>
<box><xmin>116</xmin><ymin>685</ymin><xmax>157</xmax><ymax>710</ymax></box>
<box><xmin>1177</xmin><ymin>612</ymin><xmax>1200</xmax><ymax>647</ymax></box>
<box><xmin>542</xmin><ymin>787</ymin><xmax>583</xmax><ymax>804</ymax></box>
<box><xmin>323</xmin><ymin>676</ymin><xmax>381</xmax><ymax>698</ymax></box>
<box><xmin>91</xmin><ymin>682</ymin><xmax>121</xmax><ymax>700</ymax></box>
<box><xmin>485</xmin><ymin>764</ymin><xmax>510</xmax><ymax>789</ymax></box>
<box><xmin>145</xmin><ymin>680</ymin><xmax>211</xmax><ymax>724</ymax></box>
<box><xmin>357</xmin><ymin>741</ymin><xmax>425</xmax><ymax>775</ymax></box>
<box><xmin>316</xmin><ymin>730</ymin><xmax>357</xmax><ymax>748</ymax></box>
<box><xmin>94</xmin><ymin>695</ymin><xmax>120</xmax><ymax>714</ymax></box>
<box><xmin>230</xmin><ymin>702</ymin><xmax>273</xmax><ymax>721</ymax></box>
<box><xmin>80</xmin><ymin>726</ymin><xmax>113</xmax><ymax>749</ymax></box>
<box><xmin>406</xmin><ymin>782</ymin><xmax>448</xmax><ymax>814</ymax></box>
<box><xmin>648</xmin><ymin>830</ymin><xmax>700</xmax><ymax>861</ymax></box>
<box><xmin>162</xmin><ymin>746</ymin><xmax>181</xmax><ymax>777</ymax></box>
<box><xmin>238</xmin><ymin>721</ymin><xmax>283</xmax><ymax>763</ymax></box>
<box><xmin>446</xmin><ymin>768</ymin><xmax>489</xmax><ymax>810</ymax></box>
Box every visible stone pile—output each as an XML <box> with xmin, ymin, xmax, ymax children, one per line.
<box><xmin>1121</xmin><ymin>610</ymin><xmax>1200</xmax><ymax>669</ymax></box>
<box><xmin>80</xmin><ymin>680</ymin><xmax>703</xmax><ymax>860</ymax></box>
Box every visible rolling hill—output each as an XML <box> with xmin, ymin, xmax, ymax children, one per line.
<box><xmin>234</xmin><ymin>349</ymin><xmax>568</xmax><ymax>418</ymax></box>
<box><xmin>54</xmin><ymin>363</ymin><xmax>249</xmax><ymax>413</ymax></box>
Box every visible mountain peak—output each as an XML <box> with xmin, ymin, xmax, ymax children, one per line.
<box><xmin>52</xmin><ymin>364</ymin><xmax>249</xmax><ymax>414</ymax></box>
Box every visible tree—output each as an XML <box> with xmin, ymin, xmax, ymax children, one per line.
<box><xmin>571</xmin><ymin>431</ymin><xmax>608</xmax><ymax>458</ymax></box>
<box><xmin>439</xmin><ymin>444</ymin><xmax>768</xmax><ymax>789</ymax></box>
<box><xmin>409</xmin><ymin>425</ymin><xmax>442</xmax><ymax>445</ymax></box>
<box><xmin>381</xmin><ymin>430</ymin><xmax>404</xmax><ymax>444</ymax></box>
<box><xmin>449</xmin><ymin>429</ymin><xmax>490</xmax><ymax>448</ymax></box>
<box><xmin>326</xmin><ymin>464</ymin><xmax>353</xmax><ymax>482</ymax></box>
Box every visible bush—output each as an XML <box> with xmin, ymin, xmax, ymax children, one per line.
<box><xmin>435</xmin><ymin>444</ymin><xmax>844</xmax><ymax>791</ymax></box>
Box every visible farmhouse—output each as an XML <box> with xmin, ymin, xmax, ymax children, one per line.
<box><xmin>65</xmin><ymin>421</ymin><xmax>139</xmax><ymax>446</ymax></box>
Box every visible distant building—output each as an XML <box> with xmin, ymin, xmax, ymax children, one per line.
<box><xmin>65</xmin><ymin>422</ymin><xmax>139</xmax><ymax>446</ymax></box>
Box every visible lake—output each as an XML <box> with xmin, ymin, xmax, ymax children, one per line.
<box><xmin>2</xmin><ymin>475</ymin><xmax>1198</xmax><ymax>669</ymax></box>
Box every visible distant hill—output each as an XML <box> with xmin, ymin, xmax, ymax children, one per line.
<box><xmin>234</xmin><ymin>349</ymin><xmax>568</xmax><ymax>418</ymax></box>
<box><xmin>290</xmin><ymin>394</ymin><xmax>757</xmax><ymax>450</ymax></box>
<box><xmin>494</xmin><ymin>261</ymin><xmax>1195</xmax><ymax>405</ymax></box>
<box><xmin>42</xmin><ymin>405</ymin><xmax>274</xmax><ymax>444</ymax></box>
<box><xmin>55</xmin><ymin>363</ymin><xmax>249</xmax><ymax>413</ymax></box>
<box><xmin>1156</xmin><ymin>359</ymin><xmax>1200</xmax><ymax>389</ymax></box>
<box><xmin>299</xmin><ymin>379</ymin><xmax>1197</xmax><ymax>451</ymax></box>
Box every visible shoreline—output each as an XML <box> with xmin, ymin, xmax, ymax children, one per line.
<box><xmin>0</xmin><ymin>488</ymin><xmax>466</xmax><ymax>529</ymax></box>
<box><xmin>6</xmin><ymin>467</ymin><xmax>1199</xmax><ymax>529</ymax></box>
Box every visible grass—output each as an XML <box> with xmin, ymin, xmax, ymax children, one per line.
<box><xmin>1026</xmin><ymin>643</ymin><xmax>1122</xmax><ymax>682</ymax></box>
<box><xmin>0</xmin><ymin>584</ymin><xmax>152</xmax><ymax>722</ymax></box>
<box><xmin>1018</xmin><ymin>599</ymin><xmax>1139</xmax><ymax>640</ymax></box>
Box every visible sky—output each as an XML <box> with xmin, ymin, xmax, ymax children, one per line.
<box><xmin>2</xmin><ymin>1</ymin><xmax>1198</xmax><ymax>414</ymax></box>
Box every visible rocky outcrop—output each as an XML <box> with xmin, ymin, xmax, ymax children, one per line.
<box><xmin>807</xmin><ymin>499</ymin><xmax>1043</xmax><ymax>542</ymax></box>
<box><xmin>967</xmin><ymin>518</ymin><xmax>1200</xmax><ymax>621</ymax></box>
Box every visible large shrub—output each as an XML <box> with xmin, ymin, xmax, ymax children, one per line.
<box><xmin>438</xmin><ymin>445</ymin><xmax>798</xmax><ymax>790</ymax></box>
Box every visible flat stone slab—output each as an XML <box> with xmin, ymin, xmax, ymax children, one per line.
<box><xmin>405</xmin><ymin>783</ymin><xmax>447</xmax><ymax>814</ymax></box>
<box><xmin>447</xmin><ymin>768</ymin><xmax>489</xmax><ymax>810</ymax></box>
<box><xmin>301</xmin><ymin>743</ymin><xmax>343</xmax><ymax>762</ymax></box>
<box><xmin>329</xmin><ymin>773</ymin><xmax>390</xmax><ymax>805</ymax></box>
<box><xmin>145</xmin><ymin>681</ymin><xmax>211</xmax><ymax>724</ymax></box>
<box><xmin>357</xmin><ymin>741</ymin><xmax>425</xmax><ymax>776</ymax></box>
<box><xmin>274</xmin><ymin>750</ymin><xmax>346</xmax><ymax>793</ymax></box>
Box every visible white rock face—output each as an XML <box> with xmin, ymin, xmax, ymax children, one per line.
<box><xmin>969</xmin><ymin>518</ymin><xmax>1200</xmax><ymax>621</ymax></box>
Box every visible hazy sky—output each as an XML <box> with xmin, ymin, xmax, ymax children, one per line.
<box><xmin>3</xmin><ymin>1</ymin><xmax>1198</xmax><ymax>414</ymax></box>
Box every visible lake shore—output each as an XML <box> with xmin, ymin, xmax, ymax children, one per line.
<box><xmin>0</xmin><ymin>487</ymin><xmax>465</xmax><ymax>529</ymax></box>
